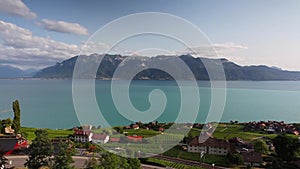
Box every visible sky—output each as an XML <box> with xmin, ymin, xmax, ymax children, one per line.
<box><xmin>0</xmin><ymin>0</ymin><xmax>300</xmax><ymax>70</ymax></box>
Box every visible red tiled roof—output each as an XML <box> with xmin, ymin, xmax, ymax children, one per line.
<box><xmin>132</xmin><ymin>124</ymin><xmax>139</xmax><ymax>128</ymax></box>
<box><xmin>92</xmin><ymin>134</ymin><xmax>108</xmax><ymax>140</ymax></box>
<box><xmin>110</xmin><ymin>138</ymin><xmax>120</xmax><ymax>142</ymax></box>
<box><xmin>127</xmin><ymin>136</ymin><xmax>143</xmax><ymax>142</ymax></box>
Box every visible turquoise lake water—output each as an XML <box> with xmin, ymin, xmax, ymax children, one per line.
<box><xmin>0</xmin><ymin>79</ymin><xmax>300</xmax><ymax>129</ymax></box>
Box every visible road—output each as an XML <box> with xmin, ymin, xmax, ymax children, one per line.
<box><xmin>5</xmin><ymin>155</ymin><xmax>167</xmax><ymax>169</ymax></box>
<box><xmin>6</xmin><ymin>155</ymin><xmax>89</xmax><ymax>168</ymax></box>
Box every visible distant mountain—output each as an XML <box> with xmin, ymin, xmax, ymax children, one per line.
<box><xmin>0</xmin><ymin>65</ymin><xmax>37</xmax><ymax>78</ymax></box>
<box><xmin>34</xmin><ymin>54</ymin><xmax>300</xmax><ymax>80</ymax></box>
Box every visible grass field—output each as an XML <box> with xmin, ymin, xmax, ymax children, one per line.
<box><xmin>189</xmin><ymin>123</ymin><xmax>278</xmax><ymax>141</ymax></box>
<box><xmin>21</xmin><ymin>127</ymin><xmax>73</xmax><ymax>140</ymax></box>
<box><xmin>163</xmin><ymin>146</ymin><xmax>230</xmax><ymax>167</ymax></box>
<box><xmin>143</xmin><ymin>158</ymin><xmax>204</xmax><ymax>169</ymax></box>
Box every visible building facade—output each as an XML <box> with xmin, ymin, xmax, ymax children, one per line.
<box><xmin>188</xmin><ymin>137</ymin><xmax>230</xmax><ymax>156</ymax></box>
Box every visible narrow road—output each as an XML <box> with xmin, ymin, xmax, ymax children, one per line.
<box><xmin>5</xmin><ymin>155</ymin><xmax>167</xmax><ymax>169</ymax></box>
<box><xmin>6</xmin><ymin>155</ymin><xmax>90</xmax><ymax>168</ymax></box>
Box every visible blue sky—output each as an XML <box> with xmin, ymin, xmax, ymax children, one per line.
<box><xmin>0</xmin><ymin>0</ymin><xmax>300</xmax><ymax>70</ymax></box>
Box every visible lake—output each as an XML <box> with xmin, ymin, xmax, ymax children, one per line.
<box><xmin>0</xmin><ymin>79</ymin><xmax>300</xmax><ymax>129</ymax></box>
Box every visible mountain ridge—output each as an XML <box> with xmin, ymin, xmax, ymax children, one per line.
<box><xmin>30</xmin><ymin>54</ymin><xmax>300</xmax><ymax>80</ymax></box>
<box><xmin>0</xmin><ymin>64</ymin><xmax>37</xmax><ymax>78</ymax></box>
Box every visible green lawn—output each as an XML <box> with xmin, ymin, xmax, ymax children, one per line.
<box><xmin>21</xmin><ymin>127</ymin><xmax>73</xmax><ymax>140</ymax></box>
<box><xmin>143</xmin><ymin>158</ymin><xmax>204</xmax><ymax>169</ymax></box>
<box><xmin>163</xmin><ymin>146</ymin><xmax>230</xmax><ymax>167</ymax></box>
<box><xmin>124</xmin><ymin>129</ymin><xmax>160</xmax><ymax>137</ymax></box>
<box><xmin>189</xmin><ymin>123</ymin><xmax>278</xmax><ymax>141</ymax></box>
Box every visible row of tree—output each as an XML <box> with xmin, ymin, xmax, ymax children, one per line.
<box><xmin>24</xmin><ymin>129</ymin><xmax>141</xmax><ymax>169</ymax></box>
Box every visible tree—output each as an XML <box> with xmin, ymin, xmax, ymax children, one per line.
<box><xmin>84</xmin><ymin>156</ymin><xmax>100</xmax><ymax>169</ymax></box>
<box><xmin>228</xmin><ymin>153</ymin><xmax>243</xmax><ymax>165</ymax></box>
<box><xmin>12</xmin><ymin>100</ymin><xmax>21</xmax><ymax>134</ymax></box>
<box><xmin>99</xmin><ymin>152</ymin><xmax>122</xmax><ymax>168</ymax></box>
<box><xmin>254</xmin><ymin>139</ymin><xmax>269</xmax><ymax>154</ymax></box>
<box><xmin>266</xmin><ymin>158</ymin><xmax>298</xmax><ymax>169</ymax></box>
<box><xmin>52</xmin><ymin>140</ymin><xmax>74</xmax><ymax>169</ymax></box>
<box><xmin>127</xmin><ymin>158</ymin><xmax>141</xmax><ymax>169</ymax></box>
<box><xmin>273</xmin><ymin>134</ymin><xmax>300</xmax><ymax>161</ymax></box>
<box><xmin>3</xmin><ymin>118</ymin><xmax>12</xmax><ymax>127</ymax></box>
<box><xmin>25</xmin><ymin>129</ymin><xmax>53</xmax><ymax>169</ymax></box>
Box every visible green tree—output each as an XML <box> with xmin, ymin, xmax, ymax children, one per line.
<box><xmin>228</xmin><ymin>153</ymin><xmax>243</xmax><ymax>165</ymax></box>
<box><xmin>52</xmin><ymin>140</ymin><xmax>75</xmax><ymax>169</ymax></box>
<box><xmin>266</xmin><ymin>158</ymin><xmax>298</xmax><ymax>169</ymax></box>
<box><xmin>99</xmin><ymin>152</ymin><xmax>122</xmax><ymax>168</ymax></box>
<box><xmin>273</xmin><ymin>134</ymin><xmax>300</xmax><ymax>161</ymax></box>
<box><xmin>254</xmin><ymin>139</ymin><xmax>269</xmax><ymax>154</ymax></box>
<box><xmin>3</xmin><ymin>118</ymin><xmax>12</xmax><ymax>127</ymax></box>
<box><xmin>84</xmin><ymin>156</ymin><xmax>100</xmax><ymax>169</ymax></box>
<box><xmin>127</xmin><ymin>158</ymin><xmax>141</xmax><ymax>169</ymax></box>
<box><xmin>12</xmin><ymin>100</ymin><xmax>21</xmax><ymax>134</ymax></box>
<box><xmin>25</xmin><ymin>129</ymin><xmax>53</xmax><ymax>169</ymax></box>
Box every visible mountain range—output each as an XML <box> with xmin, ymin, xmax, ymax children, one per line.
<box><xmin>0</xmin><ymin>64</ymin><xmax>37</xmax><ymax>78</ymax></box>
<box><xmin>32</xmin><ymin>54</ymin><xmax>300</xmax><ymax>80</ymax></box>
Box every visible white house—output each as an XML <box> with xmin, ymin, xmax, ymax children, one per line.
<box><xmin>92</xmin><ymin>134</ymin><xmax>110</xmax><ymax>144</ymax></box>
<box><xmin>74</xmin><ymin>128</ymin><xmax>93</xmax><ymax>143</ymax></box>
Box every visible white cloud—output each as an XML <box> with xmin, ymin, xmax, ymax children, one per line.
<box><xmin>0</xmin><ymin>20</ymin><xmax>79</xmax><ymax>69</ymax></box>
<box><xmin>177</xmin><ymin>43</ymin><xmax>248</xmax><ymax>58</ymax></box>
<box><xmin>39</xmin><ymin>19</ymin><xmax>89</xmax><ymax>35</ymax></box>
<box><xmin>0</xmin><ymin>0</ymin><xmax>37</xmax><ymax>19</ymax></box>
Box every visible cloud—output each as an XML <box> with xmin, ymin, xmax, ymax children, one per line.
<box><xmin>0</xmin><ymin>20</ymin><xmax>112</xmax><ymax>69</ymax></box>
<box><xmin>0</xmin><ymin>20</ymin><xmax>79</xmax><ymax>69</ymax></box>
<box><xmin>0</xmin><ymin>0</ymin><xmax>37</xmax><ymax>19</ymax></box>
<box><xmin>177</xmin><ymin>43</ymin><xmax>248</xmax><ymax>58</ymax></box>
<box><xmin>39</xmin><ymin>19</ymin><xmax>89</xmax><ymax>35</ymax></box>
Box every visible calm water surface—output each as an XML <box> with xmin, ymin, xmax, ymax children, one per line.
<box><xmin>0</xmin><ymin>79</ymin><xmax>300</xmax><ymax>129</ymax></box>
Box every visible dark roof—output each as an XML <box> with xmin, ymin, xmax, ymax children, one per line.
<box><xmin>188</xmin><ymin>137</ymin><xmax>199</xmax><ymax>146</ymax></box>
<box><xmin>200</xmin><ymin>137</ymin><xmax>230</xmax><ymax>149</ymax></box>
<box><xmin>0</xmin><ymin>138</ymin><xmax>18</xmax><ymax>152</ymax></box>
<box><xmin>241</xmin><ymin>152</ymin><xmax>263</xmax><ymax>163</ymax></box>
<box><xmin>189</xmin><ymin>137</ymin><xmax>230</xmax><ymax>149</ymax></box>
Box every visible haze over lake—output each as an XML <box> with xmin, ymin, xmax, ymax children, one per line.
<box><xmin>0</xmin><ymin>79</ymin><xmax>300</xmax><ymax>129</ymax></box>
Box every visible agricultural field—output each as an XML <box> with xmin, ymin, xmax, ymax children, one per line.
<box><xmin>20</xmin><ymin>127</ymin><xmax>73</xmax><ymax>141</ymax></box>
<box><xmin>142</xmin><ymin>158</ymin><xmax>204</xmax><ymax>169</ymax></box>
<box><xmin>163</xmin><ymin>146</ymin><xmax>230</xmax><ymax>167</ymax></box>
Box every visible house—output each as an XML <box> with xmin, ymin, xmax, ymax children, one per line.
<box><xmin>127</xmin><ymin>135</ymin><xmax>143</xmax><ymax>142</ymax></box>
<box><xmin>73</xmin><ymin>128</ymin><xmax>93</xmax><ymax>143</ymax></box>
<box><xmin>131</xmin><ymin>124</ymin><xmax>139</xmax><ymax>130</ymax></box>
<box><xmin>241</xmin><ymin>151</ymin><xmax>263</xmax><ymax>167</ymax></box>
<box><xmin>229</xmin><ymin>137</ymin><xmax>254</xmax><ymax>153</ymax></box>
<box><xmin>124</xmin><ymin>126</ymin><xmax>131</xmax><ymax>130</ymax></box>
<box><xmin>0</xmin><ymin>136</ymin><xmax>18</xmax><ymax>154</ymax></box>
<box><xmin>91</xmin><ymin>134</ymin><xmax>109</xmax><ymax>144</ymax></box>
<box><xmin>0</xmin><ymin>134</ymin><xmax>29</xmax><ymax>155</ymax></box>
<box><xmin>4</xmin><ymin>126</ymin><xmax>14</xmax><ymax>135</ymax></box>
<box><xmin>188</xmin><ymin>136</ymin><xmax>230</xmax><ymax>156</ymax></box>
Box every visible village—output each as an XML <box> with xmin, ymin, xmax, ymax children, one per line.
<box><xmin>1</xmin><ymin>116</ymin><xmax>300</xmax><ymax>168</ymax></box>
